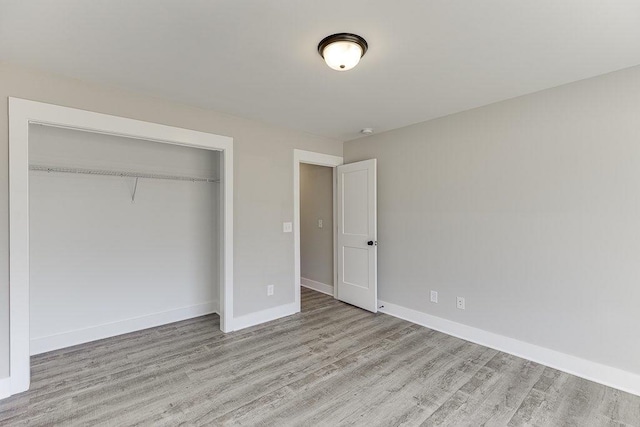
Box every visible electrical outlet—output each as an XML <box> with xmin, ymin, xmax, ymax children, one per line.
<box><xmin>283</xmin><ymin>222</ymin><xmax>292</xmax><ymax>233</ymax></box>
<box><xmin>456</xmin><ymin>296</ymin><xmax>465</xmax><ymax>310</ymax></box>
<box><xmin>318</xmin><ymin>219</ymin><xmax>323</xmax><ymax>228</ymax></box>
<box><xmin>430</xmin><ymin>290</ymin><xmax>438</xmax><ymax>303</ymax></box>
<box><xmin>267</xmin><ymin>285</ymin><xmax>274</xmax><ymax>296</ymax></box>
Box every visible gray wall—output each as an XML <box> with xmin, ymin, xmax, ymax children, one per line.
<box><xmin>344</xmin><ymin>65</ymin><xmax>640</xmax><ymax>375</ymax></box>
<box><xmin>29</xmin><ymin>125</ymin><xmax>218</xmax><ymax>347</ymax></box>
<box><xmin>0</xmin><ymin>62</ymin><xmax>343</xmax><ymax>379</ymax></box>
<box><xmin>300</xmin><ymin>163</ymin><xmax>333</xmax><ymax>286</ymax></box>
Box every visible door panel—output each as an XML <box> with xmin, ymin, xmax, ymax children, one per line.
<box><xmin>342</xmin><ymin>169</ymin><xmax>369</xmax><ymax>235</ymax></box>
<box><xmin>343</xmin><ymin>246</ymin><xmax>370</xmax><ymax>289</ymax></box>
<box><xmin>337</xmin><ymin>159</ymin><xmax>377</xmax><ymax>312</ymax></box>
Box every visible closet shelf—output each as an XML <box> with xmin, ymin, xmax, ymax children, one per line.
<box><xmin>29</xmin><ymin>165</ymin><xmax>220</xmax><ymax>183</ymax></box>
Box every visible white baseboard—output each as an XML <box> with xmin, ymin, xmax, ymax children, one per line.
<box><xmin>378</xmin><ymin>300</ymin><xmax>640</xmax><ymax>397</ymax></box>
<box><xmin>0</xmin><ymin>377</ymin><xmax>10</xmax><ymax>400</ymax></box>
<box><xmin>233</xmin><ymin>302</ymin><xmax>298</xmax><ymax>331</ymax></box>
<box><xmin>301</xmin><ymin>277</ymin><xmax>334</xmax><ymax>296</ymax></box>
<box><xmin>30</xmin><ymin>301</ymin><xmax>219</xmax><ymax>355</ymax></box>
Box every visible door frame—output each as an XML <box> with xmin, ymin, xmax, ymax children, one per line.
<box><xmin>293</xmin><ymin>149</ymin><xmax>343</xmax><ymax>311</ymax></box>
<box><xmin>8</xmin><ymin>98</ymin><xmax>234</xmax><ymax>396</ymax></box>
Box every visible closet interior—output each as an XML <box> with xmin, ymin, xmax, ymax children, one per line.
<box><xmin>28</xmin><ymin>123</ymin><xmax>221</xmax><ymax>355</ymax></box>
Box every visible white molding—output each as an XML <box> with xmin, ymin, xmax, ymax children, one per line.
<box><xmin>293</xmin><ymin>149</ymin><xmax>343</xmax><ymax>313</ymax></box>
<box><xmin>301</xmin><ymin>278</ymin><xmax>334</xmax><ymax>296</ymax></box>
<box><xmin>378</xmin><ymin>300</ymin><xmax>640</xmax><ymax>397</ymax></box>
<box><xmin>220</xmin><ymin>142</ymin><xmax>234</xmax><ymax>333</ymax></box>
<box><xmin>30</xmin><ymin>302</ymin><xmax>218</xmax><ymax>356</ymax></box>
<box><xmin>9</xmin><ymin>98</ymin><xmax>234</xmax><ymax>397</ymax></box>
<box><xmin>233</xmin><ymin>302</ymin><xmax>298</xmax><ymax>331</ymax></box>
<box><xmin>0</xmin><ymin>377</ymin><xmax>10</xmax><ymax>400</ymax></box>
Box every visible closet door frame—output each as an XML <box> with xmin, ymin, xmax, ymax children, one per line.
<box><xmin>8</xmin><ymin>97</ymin><xmax>234</xmax><ymax>397</ymax></box>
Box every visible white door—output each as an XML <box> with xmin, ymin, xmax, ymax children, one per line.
<box><xmin>336</xmin><ymin>159</ymin><xmax>377</xmax><ymax>312</ymax></box>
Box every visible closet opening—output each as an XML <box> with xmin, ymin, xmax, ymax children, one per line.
<box><xmin>28</xmin><ymin>124</ymin><xmax>222</xmax><ymax>355</ymax></box>
<box><xmin>8</xmin><ymin>98</ymin><xmax>234</xmax><ymax>396</ymax></box>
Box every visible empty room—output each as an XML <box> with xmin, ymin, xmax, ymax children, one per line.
<box><xmin>1</xmin><ymin>1</ymin><xmax>640</xmax><ymax>426</ymax></box>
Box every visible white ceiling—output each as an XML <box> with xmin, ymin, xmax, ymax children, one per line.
<box><xmin>1</xmin><ymin>1</ymin><xmax>639</xmax><ymax>140</ymax></box>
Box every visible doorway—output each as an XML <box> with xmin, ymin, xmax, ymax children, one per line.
<box><xmin>299</xmin><ymin>163</ymin><xmax>334</xmax><ymax>308</ymax></box>
<box><xmin>293</xmin><ymin>150</ymin><xmax>378</xmax><ymax>316</ymax></box>
<box><xmin>293</xmin><ymin>150</ymin><xmax>342</xmax><ymax>312</ymax></box>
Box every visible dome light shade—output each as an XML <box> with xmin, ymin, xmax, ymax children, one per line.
<box><xmin>318</xmin><ymin>33</ymin><xmax>368</xmax><ymax>71</ymax></box>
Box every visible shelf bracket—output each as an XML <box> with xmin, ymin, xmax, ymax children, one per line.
<box><xmin>131</xmin><ymin>177</ymin><xmax>139</xmax><ymax>203</ymax></box>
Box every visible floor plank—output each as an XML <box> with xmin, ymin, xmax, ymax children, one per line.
<box><xmin>1</xmin><ymin>287</ymin><xmax>638</xmax><ymax>426</ymax></box>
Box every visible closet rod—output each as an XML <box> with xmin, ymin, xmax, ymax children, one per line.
<box><xmin>29</xmin><ymin>165</ymin><xmax>220</xmax><ymax>183</ymax></box>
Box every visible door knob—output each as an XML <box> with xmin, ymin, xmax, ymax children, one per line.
<box><xmin>367</xmin><ymin>240</ymin><xmax>375</xmax><ymax>246</ymax></box>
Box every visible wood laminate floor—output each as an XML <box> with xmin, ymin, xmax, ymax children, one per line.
<box><xmin>1</xmin><ymin>288</ymin><xmax>639</xmax><ymax>426</ymax></box>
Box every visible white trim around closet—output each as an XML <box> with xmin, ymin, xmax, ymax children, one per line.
<box><xmin>8</xmin><ymin>98</ymin><xmax>234</xmax><ymax>397</ymax></box>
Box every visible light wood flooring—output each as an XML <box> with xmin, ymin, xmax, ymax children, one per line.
<box><xmin>1</xmin><ymin>287</ymin><xmax>639</xmax><ymax>426</ymax></box>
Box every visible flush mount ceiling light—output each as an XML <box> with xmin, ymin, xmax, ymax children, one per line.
<box><xmin>318</xmin><ymin>33</ymin><xmax>368</xmax><ymax>71</ymax></box>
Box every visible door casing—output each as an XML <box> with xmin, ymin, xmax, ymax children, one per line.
<box><xmin>8</xmin><ymin>98</ymin><xmax>234</xmax><ymax>397</ymax></box>
<box><xmin>293</xmin><ymin>149</ymin><xmax>343</xmax><ymax>311</ymax></box>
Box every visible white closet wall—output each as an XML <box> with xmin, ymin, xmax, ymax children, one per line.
<box><xmin>29</xmin><ymin>124</ymin><xmax>220</xmax><ymax>353</ymax></box>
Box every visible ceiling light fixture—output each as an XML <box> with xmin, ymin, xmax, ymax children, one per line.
<box><xmin>318</xmin><ymin>33</ymin><xmax>368</xmax><ymax>71</ymax></box>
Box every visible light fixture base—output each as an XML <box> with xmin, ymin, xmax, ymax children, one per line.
<box><xmin>318</xmin><ymin>33</ymin><xmax>368</xmax><ymax>71</ymax></box>
<box><xmin>318</xmin><ymin>33</ymin><xmax>369</xmax><ymax>58</ymax></box>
